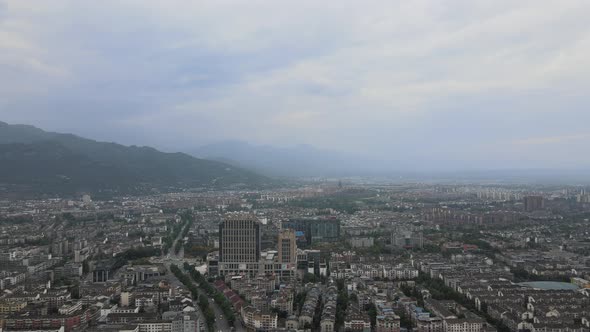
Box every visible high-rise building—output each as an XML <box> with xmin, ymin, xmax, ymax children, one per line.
<box><xmin>391</xmin><ymin>226</ymin><xmax>424</xmax><ymax>249</ymax></box>
<box><xmin>282</xmin><ymin>217</ymin><xmax>340</xmax><ymax>245</ymax></box>
<box><xmin>278</xmin><ymin>229</ymin><xmax>297</xmax><ymax>265</ymax></box>
<box><xmin>524</xmin><ymin>196</ymin><xmax>544</xmax><ymax>212</ymax></box>
<box><xmin>219</xmin><ymin>213</ymin><xmax>261</xmax><ymax>275</ymax></box>
<box><xmin>93</xmin><ymin>260</ymin><xmax>117</xmax><ymax>283</ymax></box>
<box><xmin>51</xmin><ymin>238</ymin><xmax>70</xmax><ymax>256</ymax></box>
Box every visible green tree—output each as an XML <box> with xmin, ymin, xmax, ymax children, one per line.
<box><xmin>303</xmin><ymin>273</ymin><xmax>317</xmax><ymax>284</ymax></box>
<box><xmin>366</xmin><ymin>303</ymin><xmax>377</xmax><ymax>328</ymax></box>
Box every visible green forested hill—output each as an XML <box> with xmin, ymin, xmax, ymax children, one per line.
<box><xmin>0</xmin><ymin>122</ymin><xmax>267</xmax><ymax>197</ymax></box>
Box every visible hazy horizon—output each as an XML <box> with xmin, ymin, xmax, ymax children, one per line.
<box><xmin>1</xmin><ymin>1</ymin><xmax>590</xmax><ymax>171</ymax></box>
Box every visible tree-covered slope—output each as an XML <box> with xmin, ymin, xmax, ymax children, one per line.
<box><xmin>0</xmin><ymin>122</ymin><xmax>267</xmax><ymax>197</ymax></box>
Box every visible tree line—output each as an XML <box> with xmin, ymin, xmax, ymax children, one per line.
<box><xmin>170</xmin><ymin>264</ymin><xmax>216</xmax><ymax>332</ymax></box>
<box><xmin>183</xmin><ymin>263</ymin><xmax>236</xmax><ymax>326</ymax></box>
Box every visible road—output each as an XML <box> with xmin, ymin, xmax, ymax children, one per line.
<box><xmin>190</xmin><ymin>277</ymin><xmax>245</xmax><ymax>331</ymax></box>
<box><xmin>210</xmin><ymin>299</ymin><xmax>231</xmax><ymax>332</ymax></box>
<box><xmin>162</xmin><ymin>220</ymin><xmax>189</xmax><ymax>268</ymax></box>
<box><xmin>161</xmin><ymin>220</ymin><xmax>244</xmax><ymax>331</ymax></box>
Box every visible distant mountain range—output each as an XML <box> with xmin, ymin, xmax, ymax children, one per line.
<box><xmin>190</xmin><ymin>140</ymin><xmax>590</xmax><ymax>184</ymax></box>
<box><xmin>190</xmin><ymin>141</ymin><xmax>383</xmax><ymax>177</ymax></box>
<box><xmin>0</xmin><ymin>122</ymin><xmax>267</xmax><ymax>197</ymax></box>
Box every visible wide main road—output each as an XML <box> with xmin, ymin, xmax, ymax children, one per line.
<box><xmin>160</xmin><ymin>219</ymin><xmax>244</xmax><ymax>331</ymax></box>
<box><xmin>189</xmin><ymin>275</ymin><xmax>245</xmax><ymax>332</ymax></box>
<box><xmin>162</xmin><ymin>219</ymin><xmax>190</xmax><ymax>268</ymax></box>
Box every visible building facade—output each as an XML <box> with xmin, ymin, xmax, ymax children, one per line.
<box><xmin>282</xmin><ymin>218</ymin><xmax>340</xmax><ymax>245</ymax></box>
<box><xmin>391</xmin><ymin>226</ymin><xmax>424</xmax><ymax>249</ymax></box>
<box><xmin>278</xmin><ymin>229</ymin><xmax>297</xmax><ymax>265</ymax></box>
<box><xmin>219</xmin><ymin>213</ymin><xmax>261</xmax><ymax>276</ymax></box>
<box><xmin>523</xmin><ymin>196</ymin><xmax>545</xmax><ymax>212</ymax></box>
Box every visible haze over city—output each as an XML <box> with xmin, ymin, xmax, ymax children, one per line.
<box><xmin>5</xmin><ymin>2</ymin><xmax>590</xmax><ymax>332</ymax></box>
<box><xmin>1</xmin><ymin>1</ymin><xmax>590</xmax><ymax>172</ymax></box>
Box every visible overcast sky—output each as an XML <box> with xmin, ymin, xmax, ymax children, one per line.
<box><xmin>1</xmin><ymin>0</ymin><xmax>589</xmax><ymax>170</ymax></box>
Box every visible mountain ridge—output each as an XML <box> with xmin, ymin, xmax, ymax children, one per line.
<box><xmin>190</xmin><ymin>140</ymin><xmax>355</xmax><ymax>177</ymax></box>
<box><xmin>190</xmin><ymin>139</ymin><xmax>590</xmax><ymax>183</ymax></box>
<box><xmin>0</xmin><ymin>122</ymin><xmax>268</xmax><ymax>198</ymax></box>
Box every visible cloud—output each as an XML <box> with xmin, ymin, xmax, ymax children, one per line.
<box><xmin>514</xmin><ymin>134</ymin><xmax>590</xmax><ymax>146</ymax></box>
<box><xmin>272</xmin><ymin>111</ymin><xmax>322</xmax><ymax>128</ymax></box>
<box><xmin>0</xmin><ymin>0</ymin><xmax>589</xmax><ymax>169</ymax></box>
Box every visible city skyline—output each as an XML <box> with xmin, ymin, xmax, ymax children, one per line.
<box><xmin>3</xmin><ymin>2</ymin><xmax>590</xmax><ymax>332</ymax></box>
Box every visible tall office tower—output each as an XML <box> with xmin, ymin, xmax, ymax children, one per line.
<box><xmin>219</xmin><ymin>213</ymin><xmax>260</xmax><ymax>275</ymax></box>
<box><xmin>524</xmin><ymin>196</ymin><xmax>545</xmax><ymax>212</ymax></box>
<box><xmin>391</xmin><ymin>225</ymin><xmax>424</xmax><ymax>249</ymax></box>
<box><xmin>282</xmin><ymin>217</ymin><xmax>340</xmax><ymax>245</ymax></box>
<box><xmin>278</xmin><ymin>229</ymin><xmax>297</xmax><ymax>265</ymax></box>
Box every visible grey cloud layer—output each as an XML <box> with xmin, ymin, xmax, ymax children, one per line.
<box><xmin>1</xmin><ymin>0</ymin><xmax>589</xmax><ymax>169</ymax></box>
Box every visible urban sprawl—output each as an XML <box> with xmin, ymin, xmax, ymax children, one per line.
<box><xmin>2</xmin><ymin>183</ymin><xmax>590</xmax><ymax>332</ymax></box>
